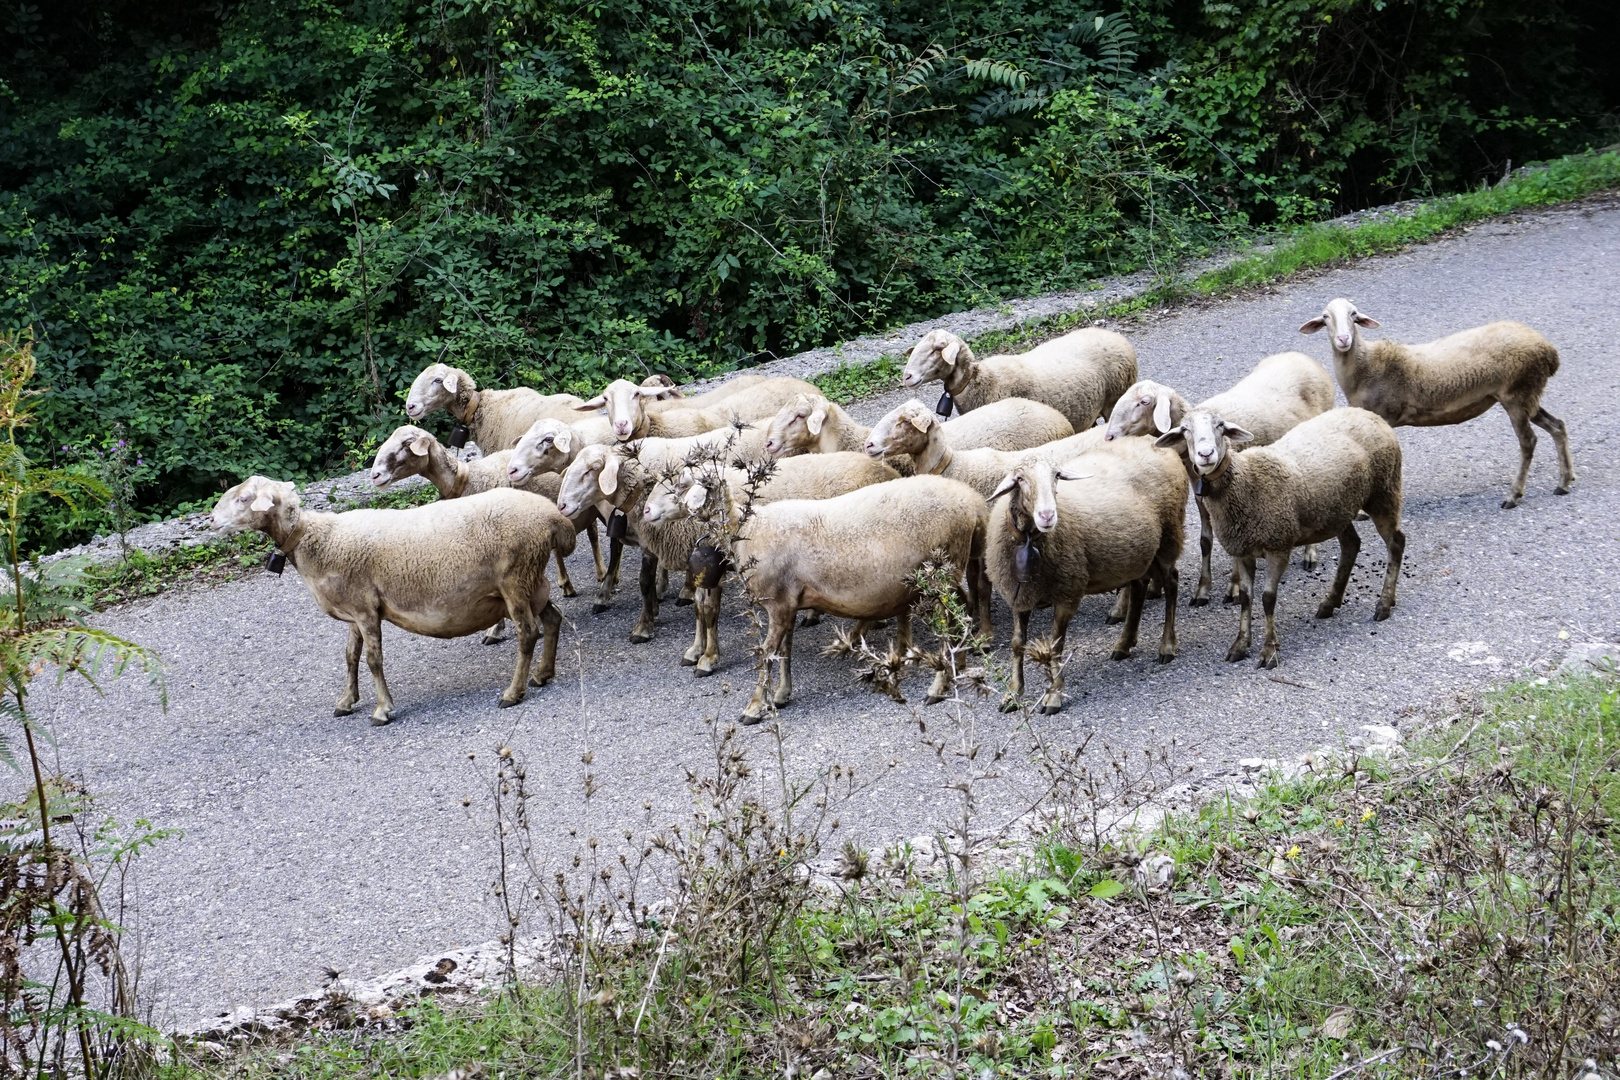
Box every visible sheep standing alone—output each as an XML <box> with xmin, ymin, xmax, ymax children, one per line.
<box><xmin>405</xmin><ymin>364</ymin><xmax>585</xmax><ymax>452</ymax></box>
<box><xmin>982</xmin><ymin>443</ymin><xmax>1187</xmax><ymax>714</ymax></box>
<box><xmin>902</xmin><ymin>327</ymin><xmax>1137</xmax><ymax>430</ymax></box>
<box><xmin>1104</xmin><ymin>352</ymin><xmax>1336</xmax><ymax>602</ymax></box>
<box><xmin>641</xmin><ymin>452</ymin><xmax>901</xmax><ymax>674</ymax></box>
<box><xmin>212</xmin><ymin>479</ymin><xmax>572</xmax><ymax>724</ymax></box>
<box><xmin>579</xmin><ymin>376</ymin><xmax>820</xmax><ymax>441</ymax></box>
<box><xmin>1154</xmin><ymin>406</ymin><xmax>1405</xmax><ymax>669</ymax></box>
<box><xmin>721</xmin><ymin>475</ymin><xmax>990</xmax><ymax>723</ymax></box>
<box><xmin>1300</xmin><ymin>298</ymin><xmax>1574</xmax><ymax>508</ymax></box>
<box><xmin>370</xmin><ymin>425</ymin><xmax>602</xmax><ymax>604</ymax></box>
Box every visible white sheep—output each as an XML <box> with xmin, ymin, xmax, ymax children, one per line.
<box><xmin>719</xmin><ymin>475</ymin><xmax>990</xmax><ymax>723</ymax></box>
<box><xmin>863</xmin><ymin>400</ymin><xmax>1103</xmax><ymax>498</ymax></box>
<box><xmin>212</xmin><ymin>478</ymin><xmax>572</xmax><ymax>724</ymax></box>
<box><xmin>902</xmin><ymin>327</ymin><xmax>1137</xmax><ymax>430</ymax></box>
<box><xmin>763</xmin><ymin>394</ymin><xmax>1071</xmax><ymax>461</ymax></box>
<box><xmin>1154</xmin><ymin>406</ymin><xmax>1406</xmax><ymax>668</ymax></box>
<box><xmin>1103</xmin><ymin>352</ymin><xmax>1336</xmax><ymax>602</ymax></box>
<box><xmin>577</xmin><ymin>375</ymin><xmax>819</xmax><ymax>441</ymax></box>
<box><xmin>981</xmin><ymin>442</ymin><xmax>1187</xmax><ymax>713</ymax></box>
<box><xmin>1300</xmin><ymin>298</ymin><xmax>1574</xmax><ymax>508</ymax></box>
<box><xmin>404</xmin><ymin>363</ymin><xmax>585</xmax><ymax>452</ymax></box>
<box><xmin>370</xmin><ymin>424</ymin><xmax>601</xmax><ymax>605</ymax></box>
<box><xmin>641</xmin><ymin>452</ymin><xmax>901</xmax><ymax>674</ymax></box>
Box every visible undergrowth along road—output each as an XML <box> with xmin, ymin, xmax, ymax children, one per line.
<box><xmin>37</xmin><ymin>192</ymin><xmax>1620</xmax><ymax>1031</ymax></box>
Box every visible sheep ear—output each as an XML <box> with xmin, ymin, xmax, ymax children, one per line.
<box><xmin>807</xmin><ymin>400</ymin><xmax>829</xmax><ymax>436</ymax></box>
<box><xmin>1154</xmin><ymin>427</ymin><xmax>1187</xmax><ymax>449</ymax></box>
<box><xmin>1354</xmin><ymin>313</ymin><xmax>1381</xmax><ymax>329</ymax></box>
<box><xmin>941</xmin><ymin>340</ymin><xmax>961</xmax><ymax>366</ymax></box>
<box><xmin>409</xmin><ymin>435</ymin><xmax>432</xmax><ymax>457</ymax></box>
<box><xmin>1054</xmin><ymin>469</ymin><xmax>1092</xmax><ymax>482</ymax></box>
<box><xmin>1299</xmin><ymin>317</ymin><xmax>1327</xmax><ymax>334</ymax></box>
<box><xmin>1222</xmin><ymin>423</ymin><xmax>1256</xmax><ymax>445</ymax></box>
<box><xmin>442</xmin><ymin>370</ymin><xmax>460</xmax><ymax>393</ymax></box>
<box><xmin>637</xmin><ymin>385</ymin><xmax>669</xmax><ymax>398</ymax></box>
<box><xmin>682</xmin><ymin>484</ymin><xmax>708</xmax><ymax>514</ymax></box>
<box><xmin>552</xmin><ymin>429</ymin><xmax>572</xmax><ymax>455</ymax></box>
<box><xmin>598</xmin><ymin>454</ymin><xmax>621</xmax><ymax>496</ymax></box>
<box><xmin>249</xmin><ymin>493</ymin><xmax>275</xmax><ymax>512</ymax></box>
<box><xmin>905</xmin><ymin>409</ymin><xmax>934</xmax><ymax>434</ymax></box>
<box><xmin>576</xmin><ymin>395</ymin><xmax>606</xmax><ymax>412</ymax></box>
<box><xmin>988</xmin><ymin>473</ymin><xmax>1019</xmax><ymax>500</ymax></box>
<box><xmin>1152</xmin><ymin>392</ymin><xmax>1173</xmax><ymax>435</ymax></box>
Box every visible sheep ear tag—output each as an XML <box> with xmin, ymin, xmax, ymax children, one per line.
<box><xmin>448</xmin><ymin>425</ymin><xmax>469</xmax><ymax>449</ymax></box>
<box><xmin>689</xmin><ymin>541</ymin><xmax>726</xmax><ymax>589</ymax></box>
<box><xmin>934</xmin><ymin>391</ymin><xmax>954</xmax><ymax>417</ymax></box>
<box><xmin>265</xmin><ymin>551</ymin><xmax>287</xmax><ymax>575</ymax></box>
<box><xmin>606</xmin><ymin>509</ymin><xmax>628</xmax><ymax>540</ymax></box>
<box><xmin>1014</xmin><ymin>534</ymin><xmax>1040</xmax><ymax>584</ymax></box>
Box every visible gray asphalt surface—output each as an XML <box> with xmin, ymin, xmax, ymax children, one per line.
<box><xmin>40</xmin><ymin>196</ymin><xmax>1620</xmax><ymax>1028</ymax></box>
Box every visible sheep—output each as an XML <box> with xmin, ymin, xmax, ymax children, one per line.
<box><xmin>1300</xmin><ymin>298</ymin><xmax>1574</xmax><ymax>508</ymax></box>
<box><xmin>1153</xmin><ymin>406</ymin><xmax>1405</xmax><ymax>669</ymax></box>
<box><xmin>863</xmin><ymin>400</ymin><xmax>1103</xmax><ymax>498</ymax></box>
<box><xmin>1103</xmin><ymin>353</ymin><xmax>1336</xmax><ymax>602</ymax></box>
<box><xmin>714</xmin><ymin>475</ymin><xmax>990</xmax><ymax>723</ymax></box>
<box><xmin>211</xmin><ymin>478</ymin><xmax>571</xmax><ymax>724</ymax></box>
<box><xmin>763</xmin><ymin>394</ymin><xmax>1072</xmax><ymax>461</ymax></box>
<box><xmin>369</xmin><ymin>425</ymin><xmax>600</xmax><ymax>607</ymax></box>
<box><xmin>981</xmin><ymin>442</ymin><xmax>1187</xmax><ymax>714</ymax></box>
<box><xmin>577</xmin><ymin>375</ymin><xmax>819</xmax><ymax>441</ymax></box>
<box><xmin>901</xmin><ymin>327</ymin><xmax>1138</xmax><ymax>430</ymax></box>
<box><xmin>404</xmin><ymin>363</ymin><xmax>585</xmax><ymax>452</ymax></box>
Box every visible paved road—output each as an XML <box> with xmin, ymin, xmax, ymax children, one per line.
<box><xmin>41</xmin><ymin>197</ymin><xmax>1620</xmax><ymax>1027</ymax></box>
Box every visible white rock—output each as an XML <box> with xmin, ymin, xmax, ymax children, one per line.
<box><xmin>1558</xmin><ymin>642</ymin><xmax>1620</xmax><ymax>678</ymax></box>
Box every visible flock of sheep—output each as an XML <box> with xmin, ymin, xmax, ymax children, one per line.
<box><xmin>211</xmin><ymin>298</ymin><xmax>1576</xmax><ymax>726</ymax></box>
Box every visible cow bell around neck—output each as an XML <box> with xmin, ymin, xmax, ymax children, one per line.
<box><xmin>934</xmin><ymin>390</ymin><xmax>955</xmax><ymax>417</ymax></box>
<box><xmin>606</xmin><ymin>508</ymin><xmax>629</xmax><ymax>540</ymax></box>
<box><xmin>266</xmin><ymin>551</ymin><xmax>287</xmax><ymax>575</ymax></box>
<box><xmin>447</xmin><ymin>424</ymin><xmax>470</xmax><ymax>450</ymax></box>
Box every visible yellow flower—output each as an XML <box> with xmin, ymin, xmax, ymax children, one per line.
<box><xmin>1286</xmin><ymin>845</ymin><xmax>1301</xmax><ymax>860</ymax></box>
<box><xmin>1333</xmin><ymin>819</ymin><xmax>1343</xmax><ymax>828</ymax></box>
<box><xmin>1361</xmin><ymin>807</ymin><xmax>1376</xmax><ymax>823</ymax></box>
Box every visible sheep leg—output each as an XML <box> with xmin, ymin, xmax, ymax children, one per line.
<box><xmin>334</xmin><ymin>624</ymin><xmax>363</xmax><ymax>716</ymax></box>
<box><xmin>655</xmin><ymin>565</ymin><xmax>669</xmax><ymax>600</ymax></box>
<box><xmin>531</xmin><ymin>602</ymin><xmax>563</xmax><ymax>687</ymax></box>
<box><xmin>1156</xmin><ymin>564</ymin><xmax>1179</xmax><ymax>664</ymax></box>
<box><xmin>675</xmin><ymin>571</ymin><xmax>695</xmax><ymax>607</ymax></box>
<box><xmin>1531</xmin><ymin>406</ymin><xmax>1575</xmax><ymax>495</ymax></box>
<box><xmin>1226</xmin><ymin>557</ymin><xmax>1256</xmax><ymax>662</ymax></box>
<box><xmin>1372</xmin><ymin>522</ymin><xmax>1406</xmax><ymax>622</ymax></box>
<box><xmin>1039</xmin><ymin>602</ymin><xmax>1079</xmax><ymax>714</ymax></box>
<box><xmin>1191</xmin><ymin>498</ymin><xmax>1214</xmax><ymax>606</ymax></box>
<box><xmin>1501</xmin><ymin>402</ymin><xmax>1537</xmax><ymax>509</ymax></box>
<box><xmin>586</xmin><ymin>518</ymin><xmax>607</xmax><ymax>581</ymax></box>
<box><xmin>1301</xmin><ymin>543</ymin><xmax>1321</xmax><ymax>572</ymax></box>
<box><xmin>1257</xmin><ymin>551</ymin><xmax>1289</xmax><ymax>669</ymax></box>
<box><xmin>1144</xmin><ymin>575</ymin><xmax>1163</xmax><ymax>601</ymax></box>
<box><xmin>359</xmin><ymin>619</ymin><xmax>395</xmax><ymax>725</ymax></box>
<box><xmin>799</xmin><ymin>608</ymin><xmax>823</xmax><ymax>627</ymax></box>
<box><xmin>972</xmin><ymin>557</ymin><xmax>993</xmax><ymax>640</ymax></box>
<box><xmin>1105</xmin><ymin>586</ymin><xmax>1129</xmax><ymax>625</ymax></box>
<box><xmin>1224</xmin><ymin>560</ymin><xmax>1242</xmax><ymax>604</ymax></box>
<box><xmin>592</xmin><ymin>538</ymin><xmax>624</xmax><ymax>613</ymax></box>
<box><xmin>631</xmin><ymin>552</ymin><xmax>660</xmax><ymax>643</ymax></box>
<box><xmin>695</xmin><ymin>585</ymin><xmax>723</xmax><ymax>676</ymax></box>
<box><xmin>773</xmin><ymin>614</ymin><xmax>796</xmax><ymax>706</ymax></box>
<box><xmin>553</xmin><ymin>549</ymin><xmax>577</xmax><ymax>599</ymax></box>
<box><xmin>681</xmin><ymin>588</ymin><xmax>706</xmax><ymax>666</ymax></box>
<box><xmin>1002</xmin><ymin>609</ymin><xmax>1031</xmax><ymax>712</ymax></box>
<box><xmin>742</xmin><ymin>601</ymin><xmax>794</xmax><ymax>723</ymax></box>
<box><xmin>1110</xmin><ymin>578</ymin><xmax>1147</xmax><ymax>661</ymax></box>
<box><xmin>1317</xmin><ymin>524</ymin><xmax>1361</xmax><ymax>618</ymax></box>
<box><xmin>482</xmin><ymin>617</ymin><xmax>510</xmax><ymax>645</ymax></box>
<box><xmin>498</xmin><ymin>592</ymin><xmax>540</xmax><ymax>707</ymax></box>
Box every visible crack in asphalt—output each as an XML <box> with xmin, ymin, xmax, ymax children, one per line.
<box><xmin>40</xmin><ymin>197</ymin><xmax>1620</xmax><ymax>1028</ymax></box>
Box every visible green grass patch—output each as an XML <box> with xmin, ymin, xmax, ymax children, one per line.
<box><xmin>810</xmin><ymin>352</ymin><xmax>904</xmax><ymax>404</ymax></box>
<box><xmin>71</xmin><ymin>533</ymin><xmax>276</xmax><ymax>608</ymax></box>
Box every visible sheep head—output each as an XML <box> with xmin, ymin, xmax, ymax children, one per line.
<box><xmin>1300</xmin><ymin>298</ymin><xmax>1380</xmax><ymax>354</ymax></box>
<box><xmin>865</xmin><ymin>400</ymin><xmax>935</xmax><ymax>458</ymax></box>
<box><xmin>405</xmin><ymin>363</ymin><xmax>474</xmax><ymax>420</ymax></box>
<box><xmin>370</xmin><ymin>425</ymin><xmax>437</xmax><ymax>487</ymax></box>
<box><xmin>989</xmin><ymin>460</ymin><xmax>1062</xmax><ymax>534</ymax></box>
<box><xmin>1154</xmin><ymin>408</ymin><xmax>1254</xmax><ymax>478</ymax></box>
<box><xmin>762</xmin><ymin>394</ymin><xmax>830</xmax><ymax>457</ymax></box>
<box><xmin>1106</xmin><ymin>380</ymin><xmax>1180</xmax><ymax>440</ymax></box>
<box><xmin>557</xmin><ymin>444</ymin><xmax>629</xmax><ymax>516</ymax></box>
<box><xmin>212</xmin><ymin>476</ymin><xmax>300</xmax><ymax>537</ymax></box>
<box><xmin>576</xmin><ymin>378</ymin><xmax>665</xmax><ymax>441</ymax></box>
<box><xmin>509</xmin><ymin>418</ymin><xmax>574</xmax><ymax>483</ymax></box>
<box><xmin>902</xmin><ymin>329</ymin><xmax>972</xmax><ymax>389</ymax></box>
<box><xmin>639</xmin><ymin>373</ymin><xmax>683</xmax><ymax>400</ymax></box>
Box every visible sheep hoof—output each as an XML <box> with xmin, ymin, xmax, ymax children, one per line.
<box><xmin>925</xmin><ymin>694</ymin><xmax>945</xmax><ymax>706</ymax></box>
<box><xmin>739</xmin><ymin>708</ymin><xmax>767</xmax><ymax>726</ymax></box>
<box><xmin>1222</xmin><ymin>593</ymin><xmax>1240</xmax><ymax>606</ymax></box>
<box><xmin>695</xmin><ymin>663</ymin><xmax>717</xmax><ymax>678</ymax></box>
<box><xmin>1257</xmin><ymin>651</ymin><xmax>1280</xmax><ymax>670</ymax></box>
<box><xmin>591</xmin><ymin>602</ymin><xmax>612</xmax><ymax>615</ymax></box>
<box><xmin>370</xmin><ymin>712</ymin><xmax>393</xmax><ymax>727</ymax></box>
<box><xmin>498</xmin><ymin>693</ymin><xmax>524</xmax><ymax>708</ymax></box>
<box><xmin>1038</xmin><ymin>701</ymin><xmax>1063</xmax><ymax>715</ymax></box>
<box><xmin>1554</xmin><ymin>484</ymin><xmax>1571</xmax><ymax>496</ymax></box>
<box><xmin>334</xmin><ymin>703</ymin><xmax>355</xmax><ymax>717</ymax></box>
<box><xmin>1302</xmin><ymin>556</ymin><xmax>1320</xmax><ymax>572</ymax></box>
<box><xmin>560</xmin><ymin>582</ymin><xmax>578</xmax><ymax>598</ymax></box>
<box><xmin>1225</xmin><ymin>644</ymin><xmax>1248</xmax><ymax>663</ymax></box>
<box><xmin>1110</xmin><ymin>646</ymin><xmax>1132</xmax><ymax>661</ymax></box>
<box><xmin>529</xmin><ymin>675</ymin><xmax>552</xmax><ymax>688</ymax></box>
<box><xmin>680</xmin><ymin>652</ymin><xmax>699</xmax><ymax>667</ymax></box>
<box><xmin>1315</xmin><ymin>601</ymin><xmax>1338</xmax><ymax>619</ymax></box>
<box><xmin>1189</xmin><ymin>595</ymin><xmax>1210</xmax><ymax>608</ymax></box>
<box><xmin>999</xmin><ymin>697</ymin><xmax>1021</xmax><ymax>714</ymax></box>
<box><xmin>1157</xmin><ymin>650</ymin><xmax>1176</xmax><ymax>665</ymax></box>
<box><xmin>1373</xmin><ymin>603</ymin><xmax>1393</xmax><ymax>622</ymax></box>
<box><xmin>482</xmin><ymin>634</ymin><xmax>506</xmax><ymax>646</ymax></box>
<box><xmin>1500</xmin><ymin>497</ymin><xmax>1520</xmax><ymax>510</ymax></box>
<box><xmin>630</xmin><ymin>629</ymin><xmax>655</xmax><ymax>644</ymax></box>
<box><xmin>674</xmin><ymin>596</ymin><xmax>694</xmax><ymax>607</ymax></box>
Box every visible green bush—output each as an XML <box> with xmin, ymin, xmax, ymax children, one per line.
<box><xmin>2</xmin><ymin>0</ymin><xmax>1613</xmax><ymax>544</ymax></box>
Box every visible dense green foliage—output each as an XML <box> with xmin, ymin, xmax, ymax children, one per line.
<box><xmin>2</xmin><ymin>0</ymin><xmax>1615</xmax><ymax>546</ymax></box>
